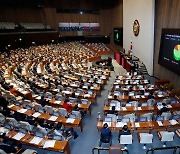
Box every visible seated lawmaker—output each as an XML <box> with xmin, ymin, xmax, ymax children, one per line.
<box><xmin>147</xmin><ymin>91</ymin><xmax>155</xmax><ymax>99</ymax></box>
<box><xmin>126</xmin><ymin>96</ymin><xmax>135</xmax><ymax>104</ymax></box>
<box><xmin>99</xmin><ymin>123</ymin><xmax>112</xmax><ymax>146</ymax></box>
<box><xmin>159</xmin><ymin>103</ymin><xmax>169</xmax><ymax>115</ymax></box>
<box><xmin>118</xmin><ymin>125</ymin><xmax>131</xmax><ymax>142</ymax></box>
<box><xmin>62</xmin><ymin>98</ymin><xmax>71</xmax><ymax>112</ymax></box>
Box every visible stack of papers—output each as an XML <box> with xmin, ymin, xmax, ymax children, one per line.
<box><xmin>108</xmin><ymin>95</ymin><xmax>113</xmax><ymax>99</ymax></box>
<box><xmin>30</xmin><ymin>136</ymin><xmax>43</xmax><ymax>145</ymax></box>
<box><xmin>66</xmin><ymin>118</ymin><xmax>75</xmax><ymax>123</ymax></box>
<box><xmin>13</xmin><ymin>132</ymin><xmax>25</xmax><ymax>140</ymax></box>
<box><xmin>43</xmin><ymin>140</ymin><xmax>56</xmax><ymax>148</ymax></box>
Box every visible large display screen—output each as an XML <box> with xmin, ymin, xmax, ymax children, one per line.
<box><xmin>158</xmin><ymin>29</ymin><xmax>180</xmax><ymax>75</ymax></box>
<box><xmin>114</xmin><ymin>28</ymin><xmax>123</xmax><ymax>46</ymax></box>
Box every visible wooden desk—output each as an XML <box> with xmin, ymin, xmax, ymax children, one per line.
<box><xmin>97</xmin><ymin>120</ymin><xmax>180</xmax><ymax>133</ymax></box>
<box><xmin>4</xmin><ymin>128</ymin><xmax>70</xmax><ymax>153</ymax></box>
<box><xmin>8</xmin><ymin>104</ymin><xmax>83</xmax><ymax>131</ymax></box>
<box><xmin>49</xmin><ymin>99</ymin><xmax>92</xmax><ymax>115</ymax></box>
<box><xmin>104</xmin><ymin>103</ymin><xmax>180</xmax><ymax>116</ymax></box>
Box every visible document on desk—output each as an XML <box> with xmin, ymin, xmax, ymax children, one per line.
<box><xmin>13</xmin><ymin>132</ymin><xmax>25</xmax><ymax>140</ymax></box>
<box><xmin>158</xmin><ymin>94</ymin><xmax>163</xmax><ymax>97</ymax></box>
<box><xmin>17</xmin><ymin>108</ymin><xmax>28</xmax><ymax>113</ymax></box>
<box><xmin>8</xmin><ymin>104</ymin><xmax>15</xmax><ymax>108</ymax></box>
<box><xmin>54</xmin><ymin>101</ymin><xmax>61</xmax><ymax>104</ymax></box>
<box><xmin>122</xmin><ymin>107</ymin><xmax>127</xmax><ymax>111</ymax></box>
<box><xmin>135</xmin><ymin>122</ymin><xmax>140</xmax><ymax>127</ymax></box>
<box><xmin>36</xmin><ymin>96</ymin><xmax>41</xmax><ymax>100</ymax></box>
<box><xmin>157</xmin><ymin>121</ymin><xmax>163</xmax><ymax>126</ymax></box>
<box><xmin>141</xmin><ymin>95</ymin><xmax>145</xmax><ymax>98</ymax></box>
<box><xmin>138</xmin><ymin>107</ymin><xmax>142</xmax><ymax>110</ymax></box>
<box><xmin>0</xmin><ymin>127</ymin><xmax>9</xmax><ymax>134</ymax></box>
<box><xmin>108</xmin><ymin>95</ymin><xmax>113</xmax><ymax>99</ymax></box>
<box><xmin>115</xmin><ymin>106</ymin><xmax>121</xmax><ymax>111</ymax></box>
<box><xmin>66</xmin><ymin>118</ymin><xmax>75</xmax><ymax>123</ymax></box>
<box><xmin>49</xmin><ymin>116</ymin><xmax>58</xmax><ymax>121</ymax></box>
<box><xmin>43</xmin><ymin>140</ymin><xmax>56</xmax><ymax>148</ymax></box>
<box><xmin>32</xmin><ymin>112</ymin><xmax>41</xmax><ymax>118</ymax></box>
<box><xmin>84</xmin><ymin>94</ymin><xmax>90</xmax><ymax>97</ymax></box>
<box><xmin>116</xmin><ymin>122</ymin><xmax>126</xmax><ymax>127</ymax></box>
<box><xmin>169</xmin><ymin>119</ymin><xmax>178</xmax><ymax>125</ymax></box>
<box><xmin>21</xmin><ymin>90</ymin><xmax>29</xmax><ymax>95</ymax></box>
<box><xmin>166</xmin><ymin>104</ymin><xmax>172</xmax><ymax>108</ymax></box>
<box><xmin>30</xmin><ymin>136</ymin><xmax>43</xmax><ymax>145</ymax></box>
<box><xmin>157</xmin><ymin>105</ymin><xmax>163</xmax><ymax>110</ymax></box>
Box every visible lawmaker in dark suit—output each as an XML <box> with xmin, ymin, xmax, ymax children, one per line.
<box><xmin>118</xmin><ymin>125</ymin><xmax>131</xmax><ymax>142</ymax></box>
<box><xmin>39</xmin><ymin>96</ymin><xmax>48</xmax><ymax>107</ymax></box>
<box><xmin>99</xmin><ymin>123</ymin><xmax>112</xmax><ymax>146</ymax></box>
<box><xmin>159</xmin><ymin>103</ymin><xmax>169</xmax><ymax>115</ymax></box>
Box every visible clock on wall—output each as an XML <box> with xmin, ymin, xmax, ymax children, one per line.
<box><xmin>133</xmin><ymin>19</ymin><xmax>140</xmax><ymax>36</ymax></box>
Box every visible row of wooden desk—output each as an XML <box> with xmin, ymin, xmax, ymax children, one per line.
<box><xmin>104</xmin><ymin>103</ymin><xmax>180</xmax><ymax>116</ymax></box>
<box><xmin>8</xmin><ymin>104</ymin><xmax>83</xmax><ymax>132</ymax></box>
<box><xmin>0</xmin><ymin>127</ymin><xmax>70</xmax><ymax>154</ymax></box>
<box><xmin>97</xmin><ymin>119</ymin><xmax>180</xmax><ymax>133</ymax></box>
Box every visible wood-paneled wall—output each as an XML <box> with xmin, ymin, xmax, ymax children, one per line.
<box><xmin>0</xmin><ymin>0</ymin><xmax>123</xmax><ymax>40</ymax></box>
<box><xmin>154</xmin><ymin>0</ymin><xmax>180</xmax><ymax>88</ymax></box>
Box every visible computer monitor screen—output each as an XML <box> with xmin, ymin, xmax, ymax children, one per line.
<box><xmin>110</xmin><ymin>102</ymin><xmax>116</xmax><ymax>107</ymax></box>
<box><xmin>173</xmin><ymin>115</ymin><xmax>180</xmax><ymax>120</ymax></box>
<box><xmin>158</xmin><ymin>29</ymin><xmax>180</xmax><ymax>75</ymax></box>
<box><xmin>121</xmin><ymin>118</ymin><xmax>130</xmax><ymax>123</ymax></box>
<box><xmin>139</xmin><ymin>117</ymin><xmax>147</xmax><ymax>122</ymax></box>
<box><xmin>81</xmin><ymin>100</ymin><xmax>88</xmax><ymax>104</ymax></box>
<box><xmin>157</xmin><ymin>116</ymin><xmax>164</xmax><ymax>121</ymax></box>
<box><xmin>69</xmin><ymin>114</ymin><xmax>76</xmax><ymax>119</ymax></box>
<box><xmin>104</xmin><ymin>117</ymin><xmax>112</xmax><ymax>122</ymax></box>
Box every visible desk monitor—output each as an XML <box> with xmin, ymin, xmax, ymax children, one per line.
<box><xmin>114</xmin><ymin>91</ymin><xmax>121</xmax><ymax>96</ymax></box>
<box><xmin>110</xmin><ymin>102</ymin><xmax>116</xmax><ymax>107</ymax></box>
<box><xmin>144</xmin><ymin>92</ymin><xmax>150</xmax><ymax>96</ymax></box>
<box><xmin>157</xmin><ymin>116</ymin><xmax>164</xmax><ymax>121</ymax></box>
<box><xmin>81</xmin><ymin>99</ymin><xmax>88</xmax><ymax>104</ymax></box>
<box><xmin>173</xmin><ymin>115</ymin><xmax>180</xmax><ymax>120</ymax></box>
<box><xmin>69</xmin><ymin>114</ymin><xmax>76</xmax><ymax>119</ymax></box>
<box><xmin>139</xmin><ymin>117</ymin><xmax>147</xmax><ymax>122</ymax></box>
<box><xmin>141</xmin><ymin>103</ymin><xmax>147</xmax><ymax>107</ymax></box>
<box><xmin>69</xmin><ymin>98</ymin><xmax>77</xmax><ymax>103</ymax></box>
<box><xmin>121</xmin><ymin>118</ymin><xmax>130</xmax><ymax>123</ymax></box>
<box><xmin>104</xmin><ymin>117</ymin><xmax>112</xmax><ymax>122</ymax></box>
<box><xmin>88</xmin><ymin>90</ymin><xmax>93</xmax><ymax>94</ymax></box>
<box><xmin>126</xmin><ymin>103</ymin><xmax>132</xmax><ymax>107</ymax></box>
<box><xmin>157</xmin><ymin>102</ymin><xmax>162</xmax><ymax>106</ymax></box>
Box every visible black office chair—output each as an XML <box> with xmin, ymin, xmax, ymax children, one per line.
<box><xmin>99</xmin><ymin>133</ymin><xmax>112</xmax><ymax>147</ymax></box>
